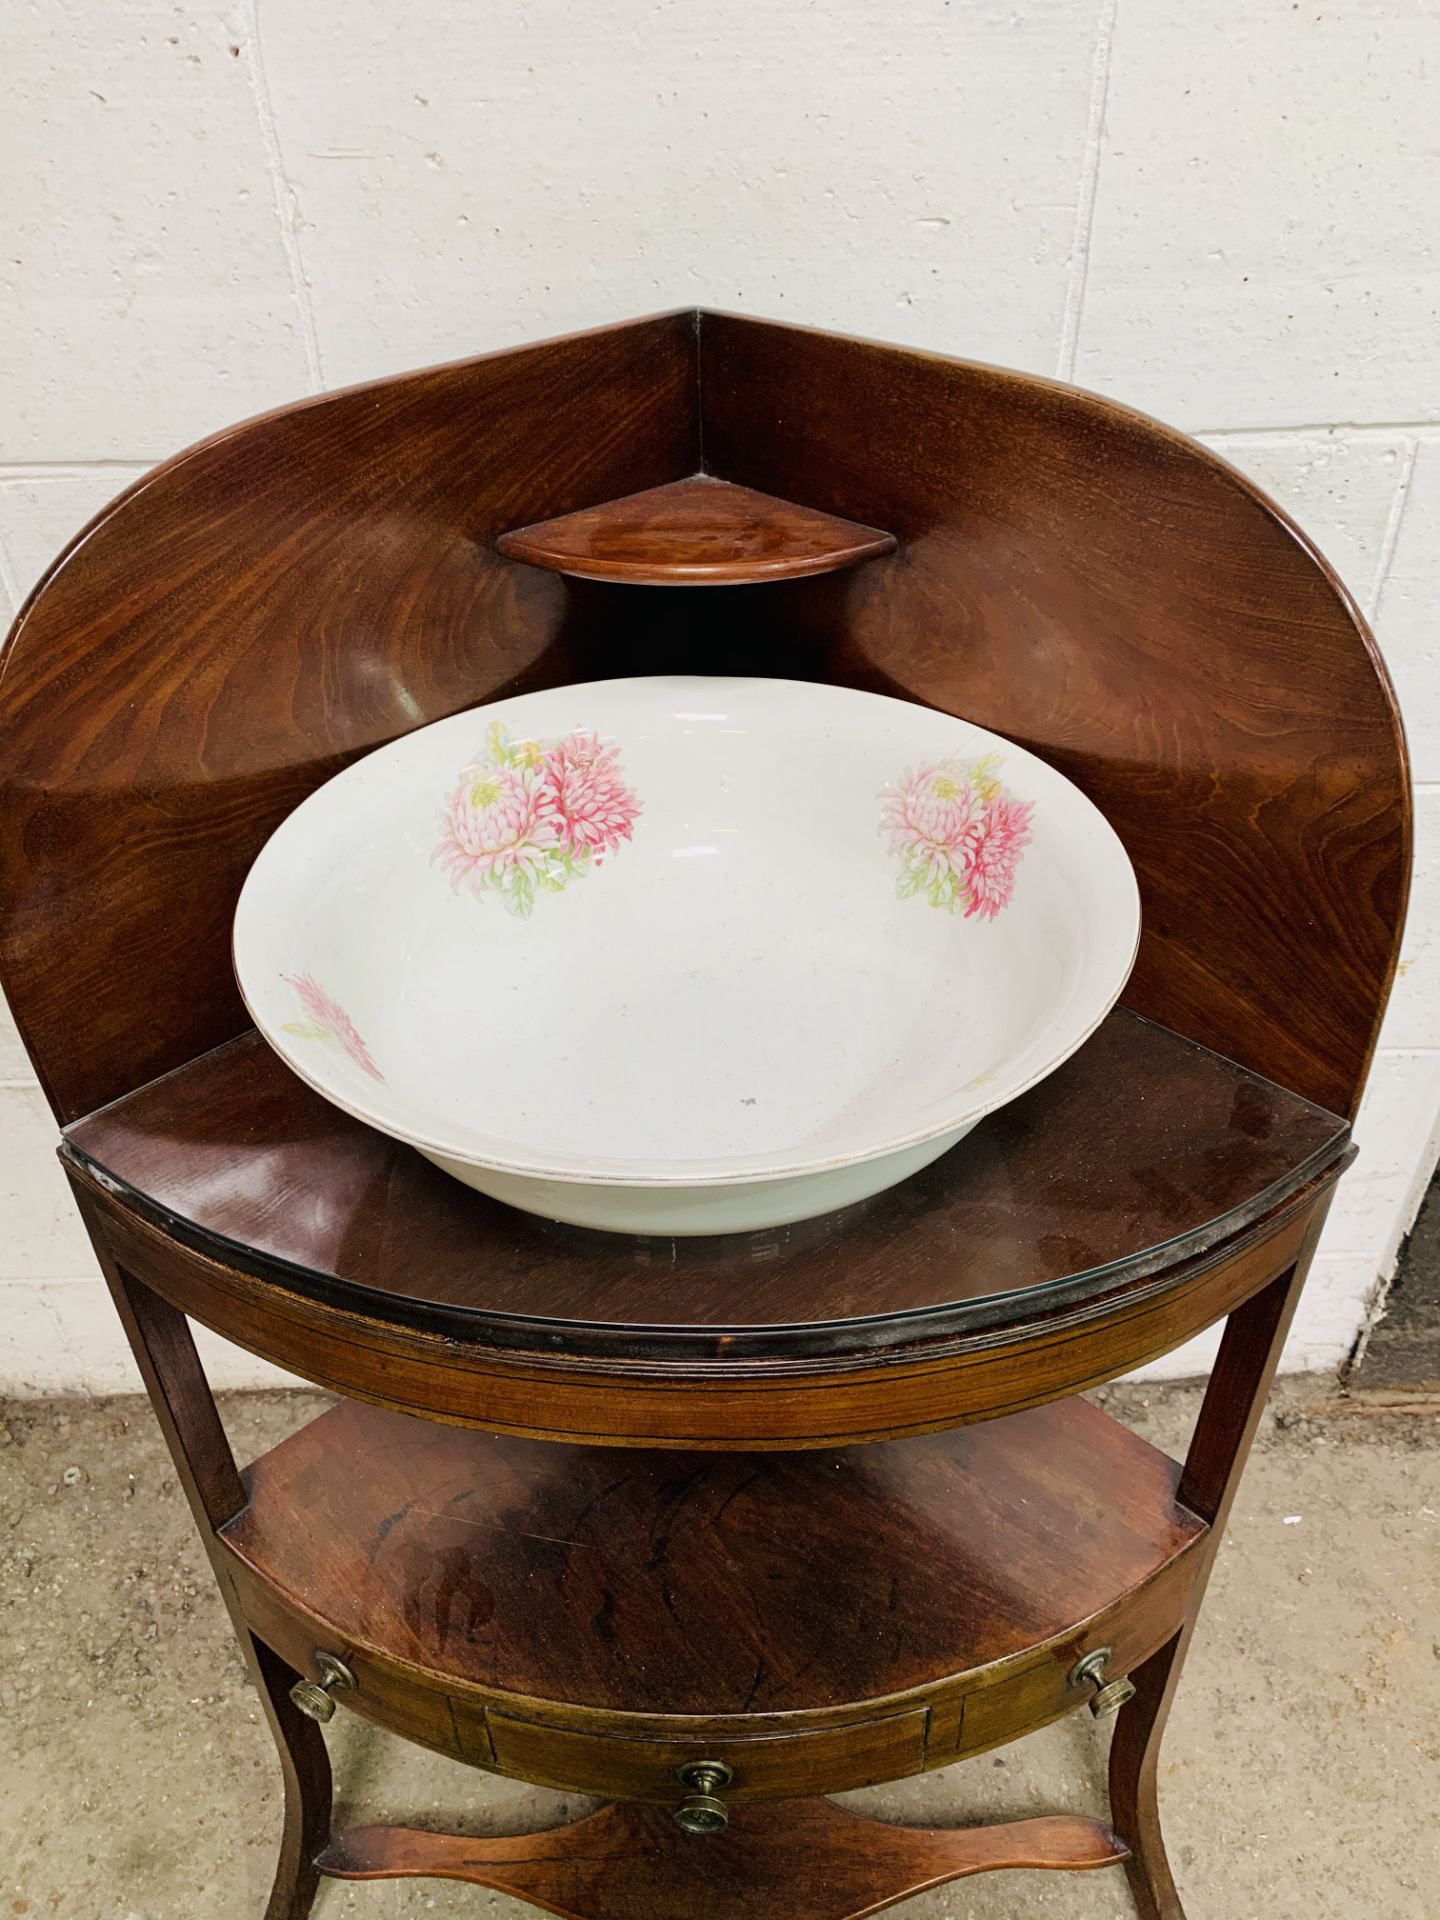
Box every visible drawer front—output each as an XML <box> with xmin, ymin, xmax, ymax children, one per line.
<box><xmin>957</xmin><ymin>1553</ymin><xmax>1199</xmax><ymax>1759</ymax></box>
<box><xmin>476</xmin><ymin>1706</ymin><xmax>931</xmax><ymax>1802</ymax></box>
<box><xmin>225</xmin><ymin>1554</ymin><xmax>463</xmax><ymax>1759</ymax></box>
<box><xmin>314</xmin><ymin>1646</ymin><xmax>461</xmax><ymax>1758</ymax></box>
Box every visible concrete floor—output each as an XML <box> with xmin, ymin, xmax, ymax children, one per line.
<box><xmin>1362</xmin><ymin>1174</ymin><xmax>1440</xmax><ymax>1394</ymax></box>
<box><xmin>1</xmin><ymin>1383</ymin><xmax>1436</xmax><ymax>1920</ymax></box>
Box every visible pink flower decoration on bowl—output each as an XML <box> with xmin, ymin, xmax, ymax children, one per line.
<box><xmin>963</xmin><ymin>791</ymin><xmax>1035</xmax><ymax>921</ymax></box>
<box><xmin>436</xmin><ymin>763</ymin><xmax>559</xmax><ymax>893</ymax></box>
<box><xmin>880</xmin><ymin>752</ymin><xmax>1033</xmax><ymax>919</ymax></box>
<box><xmin>433</xmin><ymin>720</ymin><xmax>642</xmax><ymax>918</ymax></box>
<box><xmin>542</xmin><ymin>730</ymin><xmax>643</xmax><ymax>863</ymax></box>
<box><xmin>280</xmin><ymin>973</ymin><xmax>384</xmax><ymax>1080</ymax></box>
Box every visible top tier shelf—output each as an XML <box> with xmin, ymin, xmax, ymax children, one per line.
<box><xmin>64</xmin><ymin>1011</ymin><xmax>1345</xmax><ymax>1359</ymax></box>
<box><xmin>496</xmin><ymin>473</ymin><xmax>897</xmax><ymax>585</ymax></box>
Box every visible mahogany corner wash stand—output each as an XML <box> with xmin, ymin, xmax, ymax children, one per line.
<box><xmin>0</xmin><ymin>314</ymin><xmax>1409</xmax><ymax>1919</ymax></box>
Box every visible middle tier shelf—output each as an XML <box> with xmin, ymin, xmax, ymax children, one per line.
<box><xmin>219</xmin><ymin>1394</ymin><xmax>1208</xmax><ymax>1800</ymax></box>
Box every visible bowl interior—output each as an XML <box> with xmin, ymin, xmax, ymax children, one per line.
<box><xmin>233</xmin><ymin>677</ymin><xmax>1139</xmax><ymax>1184</ymax></box>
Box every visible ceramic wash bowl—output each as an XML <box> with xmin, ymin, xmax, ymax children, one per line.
<box><xmin>233</xmin><ymin>677</ymin><xmax>1140</xmax><ymax>1235</ymax></box>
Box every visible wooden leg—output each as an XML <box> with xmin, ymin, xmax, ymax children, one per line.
<box><xmin>1108</xmin><ymin>1631</ymin><xmax>1186</xmax><ymax>1920</ymax></box>
<box><xmin>250</xmin><ymin>1636</ymin><xmax>333</xmax><ymax>1920</ymax></box>
<box><xmin>1109</xmin><ymin>1202</ymin><xmax>1331</xmax><ymax>1919</ymax></box>
<box><xmin>72</xmin><ymin>1181</ymin><xmax>332</xmax><ymax>1920</ymax></box>
<box><xmin>319</xmin><ymin>1799</ymin><xmax>1128</xmax><ymax>1920</ymax></box>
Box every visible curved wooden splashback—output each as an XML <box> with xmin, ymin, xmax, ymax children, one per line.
<box><xmin>0</xmin><ymin>314</ymin><xmax>697</xmax><ymax>1121</ymax></box>
<box><xmin>0</xmin><ymin>311</ymin><xmax>1407</xmax><ymax>1125</ymax></box>
<box><xmin>700</xmin><ymin>315</ymin><xmax>1410</xmax><ymax>1118</ymax></box>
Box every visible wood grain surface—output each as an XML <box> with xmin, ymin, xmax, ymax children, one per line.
<box><xmin>0</xmin><ymin>313</ymin><xmax>697</xmax><ymax>1123</ymax></box>
<box><xmin>219</xmin><ymin>1393</ymin><xmax>1204</xmax><ymax>1718</ymax></box>
<box><xmin>698</xmin><ymin>312</ymin><xmax>1410</xmax><ymax>1120</ymax></box>
<box><xmin>83</xmin><ymin>1239</ymin><xmax>334</xmax><ymax>1920</ymax></box>
<box><xmin>497</xmin><ymin>473</ymin><xmax>896</xmax><ymax>583</ymax></box>
<box><xmin>1109</xmin><ymin>1200</ymin><xmax>1334</xmax><ymax>1918</ymax></box>
<box><xmin>6</xmin><ymin>313</ymin><xmax>1409</xmax><ymax>1920</ymax></box>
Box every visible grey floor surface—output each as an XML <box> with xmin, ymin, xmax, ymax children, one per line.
<box><xmin>1362</xmin><ymin>1173</ymin><xmax>1440</xmax><ymax>1392</ymax></box>
<box><xmin>1</xmin><ymin>1382</ymin><xmax>1436</xmax><ymax>1920</ymax></box>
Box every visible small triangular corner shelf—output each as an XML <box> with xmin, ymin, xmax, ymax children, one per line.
<box><xmin>496</xmin><ymin>473</ymin><xmax>897</xmax><ymax>586</ymax></box>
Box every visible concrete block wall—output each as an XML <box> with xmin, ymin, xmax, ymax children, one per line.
<box><xmin>2</xmin><ymin>1</ymin><xmax>1437</xmax><ymax>1391</ymax></box>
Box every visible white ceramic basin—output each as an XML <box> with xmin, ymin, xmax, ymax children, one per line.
<box><xmin>234</xmin><ymin>677</ymin><xmax>1139</xmax><ymax>1235</ymax></box>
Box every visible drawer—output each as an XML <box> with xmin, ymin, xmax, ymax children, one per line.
<box><xmin>293</xmin><ymin>1642</ymin><xmax>462</xmax><ymax>1758</ymax></box>
<box><xmin>472</xmin><ymin>1705</ymin><xmax>931</xmax><ymax>1802</ymax></box>
<box><xmin>957</xmin><ymin>1554</ymin><xmax>1198</xmax><ymax>1759</ymax></box>
<box><xmin>224</xmin><ymin>1553</ymin><xmax>463</xmax><ymax>1759</ymax></box>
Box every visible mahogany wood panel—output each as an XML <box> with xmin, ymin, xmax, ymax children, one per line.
<box><xmin>219</xmin><ymin>1395</ymin><xmax>1204</xmax><ymax>1721</ymax></box>
<box><xmin>278</xmin><ymin>1633</ymin><xmax>467</xmax><ymax>1763</ymax></box>
<box><xmin>62</xmin><ymin>1010</ymin><xmax>1347</xmax><ymax>1361</ymax></box>
<box><xmin>0</xmin><ymin>312</ymin><xmax>698</xmax><ymax>1123</ymax></box>
<box><xmin>68</xmin><ymin>1155</ymin><xmax>1328</xmax><ymax>1445</ymax></box>
<box><xmin>316</xmin><ymin>1800</ymin><xmax>1128</xmax><ymax>1920</ymax></box>
<box><xmin>697</xmin><ymin>312</ymin><xmax>1410</xmax><ymax>1120</ymax></box>
<box><xmin>497</xmin><ymin>474</ymin><xmax>897</xmax><ymax>583</ymax></box>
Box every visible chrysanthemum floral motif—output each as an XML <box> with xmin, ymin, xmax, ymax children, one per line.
<box><xmin>281</xmin><ymin>973</ymin><xmax>384</xmax><ymax>1080</ymax></box>
<box><xmin>434</xmin><ymin>719</ymin><xmax>642</xmax><ymax>918</ymax></box>
<box><xmin>879</xmin><ymin>751</ymin><xmax>1033</xmax><ymax>919</ymax></box>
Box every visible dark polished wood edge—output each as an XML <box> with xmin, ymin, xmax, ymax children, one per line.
<box><xmin>63</xmin><ymin>1158</ymin><xmax>1341</xmax><ymax>1447</ymax></box>
<box><xmin>64</xmin><ymin>1172</ymin><xmax>1338</xmax><ymax>1917</ymax></box>
<box><xmin>212</xmin><ymin>1395</ymin><xmax>1208</xmax><ymax>1750</ymax></box>
<box><xmin>79</xmin><ymin>1222</ymin><xmax>332</xmax><ymax>1920</ymax></box>
<box><xmin>1107</xmin><ymin>1191</ymin><xmax>1337</xmax><ymax>1916</ymax></box>
<box><xmin>0</xmin><ymin>309</ymin><xmax>702</xmax><ymax>1125</ymax></box>
<box><xmin>56</xmin><ymin>1059</ymin><xmax>1352</xmax><ymax>1366</ymax></box>
<box><xmin>60</xmin><ymin>1138</ymin><xmax>1351</xmax><ymax>1373</ymax></box>
<box><xmin>1</xmin><ymin>309</ymin><xmax>1406</xmax><ymax>1920</ymax></box>
<box><xmin>4</xmin><ymin>308</ymin><xmax>1410</xmax><ymax>1133</ymax></box>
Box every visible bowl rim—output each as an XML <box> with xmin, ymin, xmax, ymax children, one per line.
<box><xmin>233</xmin><ymin>676</ymin><xmax>1142</xmax><ymax>1190</ymax></box>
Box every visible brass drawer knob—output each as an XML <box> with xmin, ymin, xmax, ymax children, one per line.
<box><xmin>673</xmin><ymin>1760</ymin><xmax>733</xmax><ymax>1835</ymax></box>
<box><xmin>288</xmin><ymin>1651</ymin><xmax>356</xmax><ymax>1724</ymax></box>
<box><xmin>1068</xmin><ymin>1646</ymin><xmax>1136</xmax><ymax>1719</ymax></box>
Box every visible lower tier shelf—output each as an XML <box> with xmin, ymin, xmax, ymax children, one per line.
<box><xmin>317</xmin><ymin>1799</ymin><xmax>1128</xmax><ymax>1920</ymax></box>
<box><xmin>220</xmin><ymin>1395</ymin><xmax>1207</xmax><ymax>1808</ymax></box>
